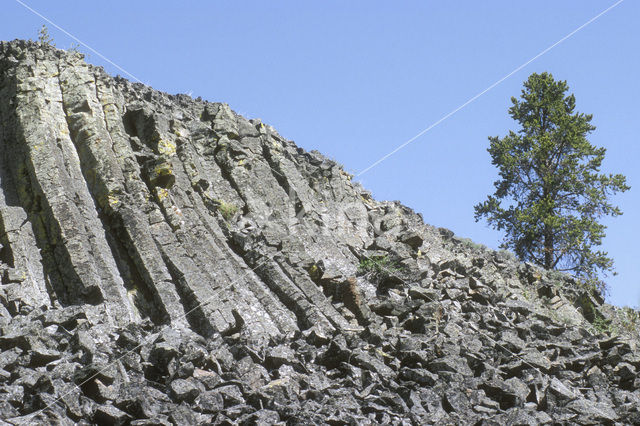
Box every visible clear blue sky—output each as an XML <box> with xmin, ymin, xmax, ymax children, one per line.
<box><xmin>2</xmin><ymin>1</ymin><xmax>638</xmax><ymax>308</ymax></box>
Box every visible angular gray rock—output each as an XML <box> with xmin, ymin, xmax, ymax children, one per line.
<box><xmin>0</xmin><ymin>39</ymin><xmax>638</xmax><ymax>425</ymax></box>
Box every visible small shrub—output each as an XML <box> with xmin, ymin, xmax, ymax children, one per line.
<box><xmin>38</xmin><ymin>25</ymin><xmax>54</xmax><ymax>46</ymax></box>
<box><xmin>68</xmin><ymin>43</ymin><xmax>81</xmax><ymax>54</ymax></box>
<box><xmin>546</xmin><ymin>269</ymin><xmax>567</xmax><ymax>288</ymax></box>
<box><xmin>550</xmin><ymin>311</ymin><xmax>573</xmax><ymax>326</ymax></box>
<box><xmin>458</xmin><ymin>237</ymin><xmax>487</xmax><ymax>251</ymax></box>
<box><xmin>357</xmin><ymin>255</ymin><xmax>402</xmax><ymax>284</ymax></box>
<box><xmin>615</xmin><ymin>307</ymin><xmax>640</xmax><ymax>334</ymax></box>
<box><xmin>592</xmin><ymin>314</ymin><xmax>612</xmax><ymax>335</ymax></box>
<box><xmin>218</xmin><ymin>200</ymin><xmax>238</xmax><ymax>221</ymax></box>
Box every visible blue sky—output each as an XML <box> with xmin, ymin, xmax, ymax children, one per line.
<box><xmin>2</xmin><ymin>1</ymin><xmax>638</xmax><ymax>307</ymax></box>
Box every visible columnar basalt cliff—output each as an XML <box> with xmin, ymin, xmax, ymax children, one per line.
<box><xmin>0</xmin><ymin>40</ymin><xmax>638</xmax><ymax>425</ymax></box>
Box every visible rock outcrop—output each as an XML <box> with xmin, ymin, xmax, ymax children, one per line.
<box><xmin>0</xmin><ymin>40</ymin><xmax>638</xmax><ymax>425</ymax></box>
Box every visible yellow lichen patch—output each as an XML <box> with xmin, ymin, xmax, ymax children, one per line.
<box><xmin>157</xmin><ymin>139</ymin><xmax>177</xmax><ymax>156</ymax></box>
<box><xmin>172</xmin><ymin>126</ymin><xmax>186</xmax><ymax>138</ymax></box>
<box><xmin>308</xmin><ymin>264</ymin><xmax>321</xmax><ymax>281</ymax></box>
<box><xmin>375</xmin><ymin>348</ymin><xmax>394</xmax><ymax>359</ymax></box>
<box><xmin>339</xmin><ymin>169</ymin><xmax>353</xmax><ymax>181</ymax></box>
<box><xmin>103</xmin><ymin>104</ymin><xmax>117</xmax><ymax>115</ymax></box>
<box><xmin>155</xmin><ymin>163</ymin><xmax>173</xmax><ymax>177</ymax></box>
<box><xmin>126</xmin><ymin>286</ymin><xmax>141</xmax><ymax>315</ymax></box>
<box><xmin>150</xmin><ymin>161</ymin><xmax>176</xmax><ymax>189</ymax></box>
<box><xmin>361</xmin><ymin>196</ymin><xmax>374</xmax><ymax>207</ymax></box>
<box><xmin>264</xmin><ymin>378</ymin><xmax>288</xmax><ymax>388</ymax></box>
<box><xmin>97</xmin><ymin>189</ymin><xmax>120</xmax><ymax>209</ymax></box>
<box><xmin>108</xmin><ymin>194</ymin><xmax>120</xmax><ymax>207</ymax></box>
<box><xmin>156</xmin><ymin>187</ymin><xmax>169</xmax><ymax>202</ymax></box>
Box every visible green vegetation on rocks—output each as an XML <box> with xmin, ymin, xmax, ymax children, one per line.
<box><xmin>217</xmin><ymin>200</ymin><xmax>238</xmax><ymax>221</ymax></box>
<box><xmin>37</xmin><ymin>25</ymin><xmax>54</xmax><ymax>46</ymax></box>
<box><xmin>357</xmin><ymin>254</ymin><xmax>402</xmax><ymax>284</ymax></box>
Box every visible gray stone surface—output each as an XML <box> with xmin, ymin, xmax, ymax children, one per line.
<box><xmin>0</xmin><ymin>39</ymin><xmax>638</xmax><ymax>424</ymax></box>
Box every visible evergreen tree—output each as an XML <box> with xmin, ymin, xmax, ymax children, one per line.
<box><xmin>474</xmin><ymin>72</ymin><xmax>629</xmax><ymax>293</ymax></box>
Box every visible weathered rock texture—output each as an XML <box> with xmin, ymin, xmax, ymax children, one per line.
<box><xmin>0</xmin><ymin>40</ymin><xmax>638</xmax><ymax>425</ymax></box>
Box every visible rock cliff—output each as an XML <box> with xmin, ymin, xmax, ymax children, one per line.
<box><xmin>0</xmin><ymin>40</ymin><xmax>638</xmax><ymax>425</ymax></box>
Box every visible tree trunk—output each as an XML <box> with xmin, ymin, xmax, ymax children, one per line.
<box><xmin>542</xmin><ymin>180</ymin><xmax>554</xmax><ymax>270</ymax></box>
<box><xmin>544</xmin><ymin>226</ymin><xmax>553</xmax><ymax>269</ymax></box>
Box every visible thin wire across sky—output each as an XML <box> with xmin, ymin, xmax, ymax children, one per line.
<box><xmin>355</xmin><ymin>0</ymin><xmax>625</xmax><ymax>177</ymax></box>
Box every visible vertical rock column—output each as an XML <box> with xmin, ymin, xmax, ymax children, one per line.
<box><xmin>4</xmin><ymin>50</ymin><xmax>135</xmax><ymax>325</ymax></box>
<box><xmin>0</xmin><ymin>53</ymin><xmax>51</xmax><ymax>313</ymax></box>
<box><xmin>59</xmin><ymin>55</ymin><xmax>193</xmax><ymax>329</ymax></box>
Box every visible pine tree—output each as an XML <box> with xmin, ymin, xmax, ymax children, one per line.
<box><xmin>474</xmin><ymin>72</ymin><xmax>629</xmax><ymax>293</ymax></box>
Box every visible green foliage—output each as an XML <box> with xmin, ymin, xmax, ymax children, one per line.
<box><xmin>576</xmin><ymin>277</ymin><xmax>603</xmax><ymax>297</ymax></box>
<box><xmin>475</xmin><ymin>72</ymin><xmax>629</xmax><ymax>293</ymax></box>
<box><xmin>357</xmin><ymin>255</ymin><xmax>401</xmax><ymax>284</ymax></box>
<box><xmin>38</xmin><ymin>25</ymin><xmax>54</xmax><ymax>46</ymax></box>
<box><xmin>550</xmin><ymin>310</ymin><xmax>574</xmax><ymax>327</ymax></box>
<box><xmin>217</xmin><ymin>200</ymin><xmax>238</xmax><ymax>221</ymax></box>
<box><xmin>592</xmin><ymin>314</ymin><xmax>612</xmax><ymax>335</ymax></box>
<box><xmin>610</xmin><ymin>306</ymin><xmax>640</xmax><ymax>335</ymax></box>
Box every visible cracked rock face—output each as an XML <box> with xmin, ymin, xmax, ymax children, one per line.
<box><xmin>0</xmin><ymin>40</ymin><xmax>639</xmax><ymax>425</ymax></box>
